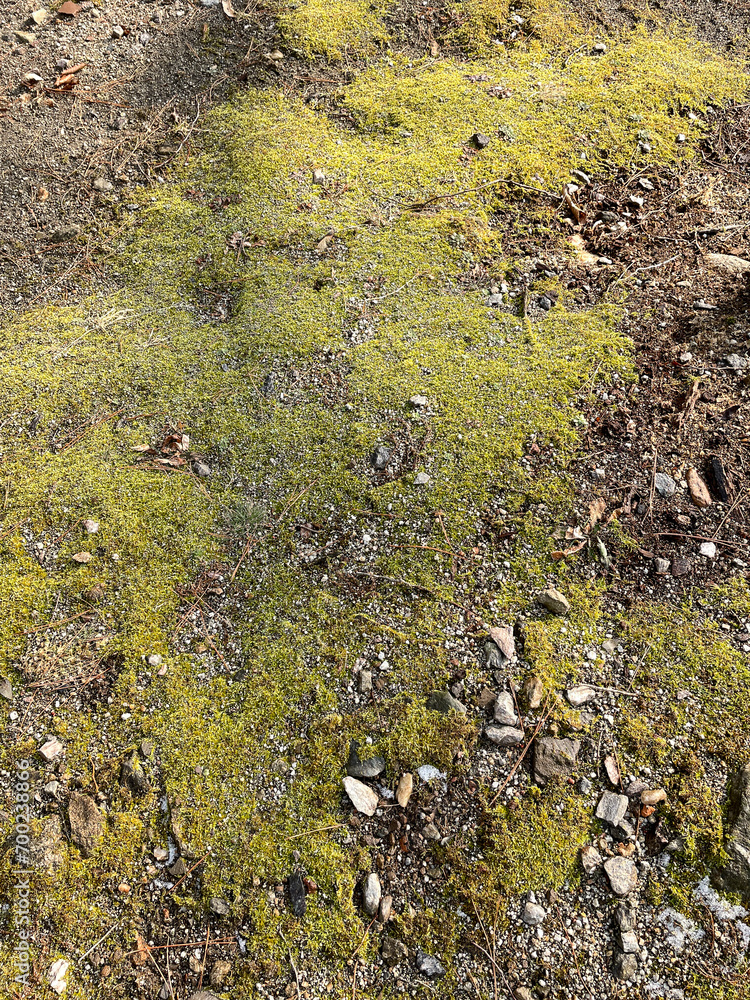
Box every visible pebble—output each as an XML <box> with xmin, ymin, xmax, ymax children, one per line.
<box><xmin>15</xmin><ymin>30</ymin><xmax>37</xmax><ymax>44</ymax></box>
<box><xmin>620</xmin><ymin>930</ymin><xmax>639</xmax><ymax>953</ymax></box>
<box><xmin>408</xmin><ymin>394</ymin><xmax>428</xmax><ymax>409</ymax></box>
<box><xmin>39</xmin><ymin>737</ymin><xmax>64</xmax><ymax>762</ymax></box>
<box><xmin>48</xmin><ymin>958</ymin><xmax>70</xmax><ymax>996</ymax></box>
<box><xmin>641</xmin><ymin>788</ymin><xmax>667</xmax><ymax>806</ymax></box>
<box><xmin>363</xmin><ymin>873</ymin><xmax>381</xmax><ymax>916</ymax></box>
<box><xmin>533</xmin><ymin>737</ymin><xmax>580</xmax><ymax>784</ymax></box>
<box><xmin>0</xmin><ymin>676</ymin><xmax>12</xmax><ymax>701</ymax></box>
<box><xmin>68</xmin><ymin>792</ymin><xmax>104</xmax><ymax>857</ymax></box>
<box><xmin>209</xmin><ymin>897</ymin><xmax>230</xmax><ymax>916</ymax></box>
<box><xmin>580</xmin><ymin>845</ymin><xmax>603</xmax><ymax>873</ymax></box>
<box><xmin>595</xmin><ymin>791</ymin><xmax>629</xmax><ymax>825</ymax></box>
<box><xmin>112</xmin><ymin>25</ymin><xmax>124</xmax><ymax>38</ymax></box>
<box><xmin>288</xmin><ymin>872</ymin><xmax>306</xmax><ymax>917</ymax></box>
<box><xmin>379</xmin><ymin>894</ymin><xmax>393</xmax><ymax>923</ymax></box>
<box><xmin>654</xmin><ymin>557</ymin><xmax>670</xmax><ymax>575</ymax></box>
<box><xmin>371</xmin><ymin>445</ymin><xmax>390</xmax><ymax>470</ymax></box>
<box><xmin>357</xmin><ymin>670</ymin><xmax>372</xmax><ymax>694</ymax></box>
<box><xmin>593</xmin><ymin>42</ymin><xmax>607</xmax><ymax>53</ymax></box>
<box><xmin>726</xmin><ymin>353</ymin><xmax>746</xmax><ymax>370</ymax></box>
<box><xmin>488</xmin><ymin>625</ymin><xmax>515</xmax><ymax>661</ymax></box>
<box><xmin>414</xmin><ymin>471</ymin><xmax>431</xmax><ymax>485</ymax></box>
<box><xmin>567</xmin><ymin>684</ymin><xmax>595</xmax><ymax>707</ymax></box>
<box><xmin>604</xmin><ymin>857</ymin><xmax>638</xmax><ymax>897</ymax></box>
<box><xmin>523</xmin><ymin>675</ymin><xmax>544</xmax><ymax>709</ymax></box>
<box><xmin>423</xmin><ymin>822</ymin><xmax>441</xmax><ymax>840</ymax></box>
<box><xmin>426</xmin><ymin>690</ymin><xmax>466</xmax><ymax>715</ymax></box>
<box><xmin>686</xmin><ymin>467</ymin><xmax>712</xmax><ymax>508</ymax></box>
<box><xmin>343</xmin><ymin>776</ymin><xmax>379</xmax><ymax>816</ymax></box>
<box><xmin>537</xmin><ymin>587</ymin><xmax>570</xmax><ymax>614</ymax></box>
<box><xmin>485</xmin><ymin>725</ymin><xmax>524</xmax><ymax>747</ymax></box>
<box><xmin>699</xmin><ymin>542</ymin><xmax>716</xmax><ymax>559</ymax></box>
<box><xmin>192</xmin><ymin>460</ymin><xmax>211</xmax><ymax>478</ymax></box>
<box><xmin>613</xmin><ymin>951</ymin><xmax>638</xmax><ymax>980</ymax></box>
<box><xmin>415</xmin><ymin>948</ymin><xmax>446</xmax><ymax>978</ymax></box>
<box><xmin>210</xmin><ymin>960</ymin><xmax>232</xmax><ymax>987</ymax></box>
<box><xmin>381</xmin><ymin>936</ymin><xmax>408</xmax><ymax>966</ymax></box>
<box><xmin>396</xmin><ymin>773</ymin><xmax>413</xmax><ymax>807</ymax></box>
<box><xmin>312</xmin><ymin>167</ymin><xmax>326</xmax><ymax>185</ymax></box>
<box><xmin>493</xmin><ymin>691</ymin><xmax>518</xmax><ymax>726</ymax></box>
<box><xmin>654</xmin><ymin>472</ymin><xmax>677</xmax><ymax>497</ymax></box>
<box><xmin>671</xmin><ymin>556</ymin><xmax>691</xmax><ymax>577</ymax></box>
<box><xmin>522</xmin><ymin>901</ymin><xmax>546</xmax><ymax>926</ymax></box>
<box><xmin>472</xmin><ymin>132</ymin><xmax>490</xmax><ymax>148</ymax></box>
<box><xmin>487</xmin><ymin>293</ymin><xmax>504</xmax><ymax>307</ymax></box>
<box><xmin>347</xmin><ymin>742</ymin><xmax>385</xmax><ymax>780</ymax></box>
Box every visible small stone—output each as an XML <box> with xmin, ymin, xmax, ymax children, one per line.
<box><xmin>638</xmin><ymin>178</ymin><xmax>655</xmax><ymax>191</ymax></box>
<box><xmin>699</xmin><ymin>541</ymin><xmax>716</xmax><ymax>559</ymax></box>
<box><xmin>362</xmin><ymin>872</ymin><xmax>381</xmax><ymax>916</ymax></box>
<box><xmin>604</xmin><ymin>754</ymin><xmax>620</xmax><ymax>786</ymax></box>
<box><xmin>15</xmin><ymin>30</ymin><xmax>37</xmax><ymax>44</ymax></box>
<box><xmin>71</xmin><ymin>551</ymin><xmax>92</xmax><ymax>563</ymax></box>
<box><xmin>477</xmin><ymin>686</ymin><xmax>496</xmax><ymax>709</ymax></box>
<box><xmin>48</xmin><ymin>958</ymin><xmax>70</xmax><ymax>996</ymax></box>
<box><xmin>537</xmin><ymin>587</ymin><xmax>570</xmax><ymax>615</ymax></box>
<box><xmin>686</xmin><ymin>467</ymin><xmax>712</xmax><ymax>508</ymax></box>
<box><xmin>581</xmin><ymin>845</ymin><xmax>603</xmax><ymax>873</ymax></box>
<box><xmin>523</xmin><ymin>675</ymin><xmax>544</xmax><ymax>709</ymax></box>
<box><xmin>112</xmin><ymin>24</ymin><xmax>124</xmax><ymax>37</ymax></box>
<box><xmin>612</xmin><ymin>819</ymin><xmax>635</xmax><ymax>842</ymax></box>
<box><xmin>578</xmin><ymin>776</ymin><xmax>593</xmax><ymax>795</ymax></box>
<box><xmin>727</xmin><ymin>353</ymin><xmax>747</xmax><ymax>370</ymax></box>
<box><xmin>209</xmin><ymin>897</ymin><xmax>230</xmax><ymax>916</ymax></box>
<box><xmin>522</xmin><ymin>901</ymin><xmax>546</xmax><ymax>926</ymax></box>
<box><xmin>312</xmin><ymin>167</ymin><xmax>326</xmax><ymax>185</ymax></box>
<box><xmin>472</xmin><ymin>132</ymin><xmax>490</xmax><ymax>148</ymax></box>
<box><xmin>371</xmin><ymin>445</ymin><xmax>391</xmax><ymax>470</ymax></box>
<box><xmin>534</xmin><ymin>737</ymin><xmax>580</xmax><ymax>784</ymax></box>
<box><xmin>396</xmin><ymin>773</ymin><xmax>413</xmax><ymax>808</ymax></box>
<box><xmin>613</xmin><ymin>951</ymin><xmax>638</xmax><ymax>980</ymax></box>
<box><xmin>604</xmin><ymin>856</ymin><xmax>638</xmax><ymax>897</ymax></box>
<box><xmin>288</xmin><ymin>872</ymin><xmax>306</xmax><ymax>917</ymax></box>
<box><xmin>147</xmin><ymin>654</ymin><xmax>163</xmax><ymax>667</ymax></box>
<box><xmin>381</xmin><ymin>936</ymin><xmax>408</xmax><ymax>966</ymax></box>
<box><xmin>68</xmin><ymin>791</ymin><xmax>104</xmax><ymax>857</ymax></box>
<box><xmin>29</xmin><ymin>815</ymin><xmax>64</xmax><ymax>871</ymax></box>
<box><xmin>705</xmin><ymin>253</ymin><xmax>750</xmax><ymax>276</ymax></box>
<box><xmin>415</xmin><ymin>948</ymin><xmax>446</xmax><ymax>978</ymax></box>
<box><xmin>347</xmin><ymin>742</ymin><xmax>386</xmax><ymax>780</ymax></box>
<box><xmin>671</xmin><ymin>556</ymin><xmax>691</xmax><ymax>577</ymax></box>
<box><xmin>513</xmin><ymin>990</ymin><xmax>534</xmax><ymax>1000</ymax></box>
<box><xmin>715</xmin><ymin>761</ymin><xmax>750</xmax><ymax>895</ymax></box>
<box><xmin>488</xmin><ymin>624</ymin><xmax>515</xmax><ymax>661</ymax></box>
<box><xmin>423</xmin><ymin>822</ymin><xmax>441</xmax><ymax>841</ymax></box>
<box><xmin>593</xmin><ymin>41</ymin><xmax>607</xmax><ymax>53</ymax></box>
<box><xmin>153</xmin><ymin>847</ymin><xmax>168</xmax><ymax>862</ymax></box>
<box><xmin>619</xmin><ymin>930</ymin><xmax>639</xmax><ymax>953</ymax></box>
<box><xmin>121</xmin><ymin>752</ymin><xmax>148</xmax><ymax>796</ymax></box>
<box><xmin>379</xmin><ymin>894</ymin><xmax>393</xmax><ymax>923</ymax></box>
<box><xmin>414</xmin><ymin>471</ymin><xmax>430</xmax><ymax>485</ymax></box>
<box><xmin>0</xmin><ymin>676</ymin><xmax>12</xmax><ymax>701</ymax></box>
<box><xmin>39</xmin><ymin>737</ymin><xmax>64</xmax><ymax>762</ymax></box>
<box><xmin>654</xmin><ymin>472</ymin><xmax>677</xmax><ymax>497</ymax></box>
<box><xmin>210</xmin><ymin>960</ymin><xmax>232</xmax><ymax>987</ymax></box>
<box><xmin>654</xmin><ymin>557</ymin><xmax>670</xmax><ymax>575</ymax></box>
<box><xmin>615</xmin><ymin>902</ymin><xmax>636</xmax><ymax>932</ymax></box>
<box><xmin>640</xmin><ymin>788</ymin><xmax>667</xmax><ymax>806</ymax></box>
<box><xmin>169</xmin><ymin>858</ymin><xmax>187</xmax><ymax>877</ymax></box>
<box><xmin>343</xmin><ymin>776</ymin><xmax>379</xmax><ymax>816</ymax></box>
<box><xmin>192</xmin><ymin>460</ymin><xmax>211</xmax><ymax>478</ymax></box>
<box><xmin>487</xmin><ymin>293</ymin><xmax>503</xmax><ymax>307</ymax></box>
<box><xmin>426</xmin><ymin>690</ymin><xmax>466</xmax><ymax>715</ymax></box>
<box><xmin>30</xmin><ymin>9</ymin><xmax>50</xmax><ymax>25</ymax></box>
<box><xmin>408</xmin><ymin>394</ymin><xmax>429</xmax><ymax>409</ymax></box>
<box><xmin>567</xmin><ymin>684</ymin><xmax>595</xmax><ymax>707</ymax></box>
<box><xmin>485</xmin><ymin>725</ymin><xmax>524</xmax><ymax>747</ymax></box>
<box><xmin>82</xmin><ymin>518</ymin><xmax>99</xmax><ymax>533</ymax></box>
<box><xmin>269</xmin><ymin>49</ymin><xmax>284</xmax><ymax>61</ymax></box>
<box><xmin>357</xmin><ymin>669</ymin><xmax>372</xmax><ymax>694</ymax></box>
<box><xmin>493</xmin><ymin>691</ymin><xmax>518</xmax><ymax>726</ymax></box>
<box><xmin>595</xmin><ymin>791</ymin><xmax>629</xmax><ymax>825</ymax></box>
<box><xmin>93</xmin><ymin>176</ymin><xmax>113</xmax><ymax>193</ymax></box>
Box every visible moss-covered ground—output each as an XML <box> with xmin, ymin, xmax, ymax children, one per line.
<box><xmin>0</xmin><ymin>2</ymin><xmax>748</xmax><ymax>997</ymax></box>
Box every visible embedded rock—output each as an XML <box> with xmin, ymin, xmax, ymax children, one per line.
<box><xmin>426</xmin><ymin>690</ymin><xmax>466</xmax><ymax>714</ymax></box>
<box><xmin>363</xmin><ymin>872</ymin><xmax>381</xmax><ymax>916</ymax></box>
<box><xmin>68</xmin><ymin>792</ymin><xmax>104</xmax><ymax>857</ymax></box>
<box><xmin>343</xmin><ymin>777</ymin><xmax>379</xmax><ymax>816</ymax></box>
<box><xmin>533</xmin><ymin>737</ymin><xmax>580</xmax><ymax>784</ymax></box>
<box><xmin>596</xmin><ymin>791</ymin><xmax>629</xmax><ymax>826</ymax></box>
<box><xmin>604</xmin><ymin>857</ymin><xmax>638</xmax><ymax>897</ymax></box>
<box><xmin>485</xmin><ymin>725</ymin><xmax>524</xmax><ymax>747</ymax></box>
<box><xmin>493</xmin><ymin>691</ymin><xmax>518</xmax><ymax>726</ymax></box>
<box><xmin>537</xmin><ymin>588</ymin><xmax>570</xmax><ymax>615</ymax></box>
<box><xmin>715</xmin><ymin>761</ymin><xmax>750</xmax><ymax>899</ymax></box>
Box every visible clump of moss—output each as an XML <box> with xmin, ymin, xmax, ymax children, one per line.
<box><xmin>279</xmin><ymin>0</ymin><xmax>390</xmax><ymax>60</ymax></box>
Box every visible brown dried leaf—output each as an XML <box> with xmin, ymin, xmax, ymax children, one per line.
<box><xmin>562</xmin><ymin>183</ymin><xmax>586</xmax><ymax>225</ymax></box>
<box><xmin>131</xmin><ymin>444</ymin><xmax>153</xmax><ymax>453</ymax></box>
<box><xmin>132</xmin><ymin>932</ymin><xmax>150</xmax><ymax>967</ymax></box>
<box><xmin>586</xmin><ymin>497</ymin><xmax>606</xmax><ymax>531</ymax></box>
<box><xmin>316</xmin><ymin>234</ymin><xmax>333</xmax><ymax>254</ymax></box>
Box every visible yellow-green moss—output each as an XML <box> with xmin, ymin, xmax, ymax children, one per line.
<box><xmin>280</xmin><ymin>0</ymin><xmax>390</xmax><ymax>60</ymax></box>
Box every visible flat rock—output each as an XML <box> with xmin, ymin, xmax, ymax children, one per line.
<box><xmin>613</xmin><ymin>951</ymin><xmax>638</xmax><ymax>980</ymax></box>
<box><xmin>347</xmin><ymin>741</ymin><xmax>386</xmax><ymax>780</ymax></box>
<box><xmin>654</xmin><ymin>472</ymin><xmax>677</xmax><ymax>497</ymax></box>
<box><xmin>533</xmin><ymin>737</ymin><xmax>580</xmax><ymax>784</ymax></box>
<box><xmin>39</xmin><ymin>737</ymin><xmax>64</xmax><ymax>762</ymax></box>
<box><xmin>415</xmin><ymin>947</ymin><xmax>446</xmax><ymax>978</ymax></box>
<box><xmin>209</xmin><ymin>896</ymin><xmax>230</xmax><ymax>916</ymax></box>
<box><xmin>537</xmin><ymin>588</ymin><xmax>570</xmax><ymax>615</ymax></box>
<box><xmin>687</xmin><ymin>467</ymin><xmax>712</xmax><ymax>508</ymax></box>
<box><xmin>408</xmin><ymin>394</ymin><xmax>429</xmax><ymax>409</ymax></box>
<box><xmin>581</xmin><ymin>845</ymin><xmax>603</xmax><ymax>873</ymax></box>
<box><xmin>521</xmin><ymin>901</ymin><xmax>546</xmax><ymax>926</ymax></box>
<box><xmin>523</xmin><ymin>675</ymin><xmax>544</xmax><ymax>709</ymax></box>
<box><xmin>596</xmin><ymin>791</ymin><xmax>629</xmax><ymax>825</ymax></box>
<box><xmin>29</xmin><ymin>815</ymin><xmax>64</xmax><ymax>871</ymax></box>
<box><xmin>567</xmin><ymin>684</ymin><xmax>595</xmax><ymax>707</ymax></box>
<box><xmin>423</xmin><ymin>822</ymin><xmax>441</xmax><ymax>840</ymax></box>
<box><xmin>363</xmin><ymin>873</ymin><xmax>381</xmax><ymax>917</ymax></box>
<box><xmin>371</xmin><ymin>445</ymin><xmax>391</xmax><ymax>470</ymax></box>
<box><xmin>0</xmin><ymin>676</ymin><xmax>12</xmax><ymax>701</ymax></box>
<box><xmin>396</xmin><ymin>773</ymin><xmax>413</xmax><ymax>808</ymax></box>
<box><xmin>493</xmin><ymin>691</ymin><xmax>518</xmax><ymax>726</ymax></box>
<box><xmin>619</xmin><ymin>929</ymin><xmax>639</xmax><ymax>953</ymax></box>
<box><xmin>604</xmin><ymin>857</ymin><xmax>638</xmax><ymax>897</ymax></box>
<box><xmin>641</xmin><ymin>788</ymin><xmax>667</xmax><ymax>806</ymax></box>
<box><xmin>68</xmin><ymin>792</ymin><xmax>104</xmax><ymax>857</ymax></box>
<box><xmin>288</xmin><ymin>872</ymin><xmax>306</xmax><ymax>917</ymax></box>
<box><xmin>485</xmin><ymin>725</ymin><xmax>524</xmax><ymax>747</ymax></box>
<box><xmin>706</xmin><ymin>252</ymin><xmax>750</xmax><ymax>275</ymax></box>
<box><xmin>426</xmin><ymin>690</ymin><xmax>466</xmax><ymax>715</ymax></box>
<box><xmin>381</xmin><ymin>936</ymin><xmax>409</xmax><ymax>966</ymax></box>
<box><xmin>210</xmin><ymin>960</ymin><xmax>233</xmax><ymax>987</ymax></box>
<box><xmin>714</xmin><ymin>761</ymin><xmax>750</xmax><ymax>898</ymax></box>
<box><xmin>488</xmin><ymin>625</ymin><xmax>515</xmax><ymax>661</ymax></box>
<box><xmin>343</xmin><ymin>777</ymin><xmax>379</xmax><ymax>816</ymax></box>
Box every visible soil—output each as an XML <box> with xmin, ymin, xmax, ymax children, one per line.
<box><xmin>2</xmin><ymin>2</ymin><xmax>750</xmax><ymax>999</ymax></box>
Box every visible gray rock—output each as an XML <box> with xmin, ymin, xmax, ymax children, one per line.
<box><xmin>347</xmin><ymin>742</ymin><xmax>386</xmax><ymax>780</ymax></box>
<box><xmin>29</xmin><ymin>815</ymin><xmax>64</xmax><ymax>871</ymax></box>
<box><xmin>192</xmin><ymin>460</ymin><xmax>211</xmax><ymax>478</ymax></box>
<box><xmin>612</xmin><ymin>819</ymin><xmax>636</xmax><ymax>842</ymax></box>
<box><xmin>537</xmin><ymin>588</ymin><xmax>570</xmax><ymax>615</ymax></box>
<box><xmin>472</xmin><ymin>132</ymin><xmax>491</xmax><ymax>148</ymax></box>
<box><xmin>288</xmin><ymin>872</ymin><xmax>306</xmax><ymax>917</ymax></box>
<box><xmin>533</xmin><ymin>737</ymin><xmax>580</xmax><ymax>784</ymax></box>
<box><xmin>415</xmin><ymin>948</ymin><xmax>445</xmax><ymax>978</ymax></box>
<box><xmin>522</xmin><ymin>675</ymin><xmax>544</xmax><ymax>709</ymax></box>
<box><xmin>187</xmin><ymin>993</ymin><xmax>220</xmax><ymax>1000</ymax></box>
<box><xmin>625</xmin><ymin>779</ymin><xmax>649</xmax><ymax>798</ymax></box>
<box><xmin>727</xmin><ymin>353</ymin><xmax>747</xmax><ymax>371</ymax></box>
<box><xmin>595</xmin><ymin>791</ymin><xmax>629</xmax><ymax>825</ymax></box>
<box><xmin>619</xmin><ymin>929</ymin><xmax>639</xmax><ymax>953</ymax></box>
<box><xmin>358</xmin><ymin>670</ymin><xmax>373</xmax><ymax>694</ymax></box>
<box><xmin>68</xmin><ymin>792</ymin><xmax>104</xmax><ymax>857</ymax></box>
<box><xmin>121</xmin><ymin>752</ymin><xmax>148</xmax><ymax>796</ymax></box>
<box><xmin>654</xmin><ymin>472</ymin><xmax>677</xmax><ymax>497</ymax></box>
<box><xmin>209</xmin><ymin>897</ymin><xmax>230</xmax><ymax>916</ymax></box>
<box><xmin>381</xmin><ymin>936</ymin><xmax>408</xmax><ymax>966</ymax></box>
<box><xmin>522</xmin><ymin>901</ymin><xmax>546</xmax><ymax>926</ymax></box>
<box><xmin>93</xmin><ymin>176</ymin><xmax>113</xmax><ymax>193</ymax></box>
<box><xmin>715</xmin><ymin>761</ymin><xmax>750</xmax><ymax>899</ymax></box>
<box><xmin>513</xmin><ymin>990</ymin><xmax>534</xmax><ymax>1000</ymax></box>
<box><xmin>485</xmin><ymin>725</ymin><xmax>524</xmax><ymax>747</ymax></box>
<box><xmin>371</xmin><ymin>445</ymin><xmax>391</xmax><ymax>470</ymax></box>
<box><xmin>484</xmin><ymin>640</ymin><xmax>504</xmax><ymax>670</ymax></box>
<box><xmin>580</xmin><ymin>845</ymin><xmax>603</xmax><ymax>873</ymax></box>
<box><xmin>567</xmin><ymin>684</ymin><xmax>595</xmax><ymax>707</ymax></box>
<box><xmin>604</xmin><ymin>857</ymin><xmax>638</xmax><ymax>897</ymax></box>
<box><xmin>654</xmin><ymin>557</ymin><xmax>670</xmax><ymax>575</ymax></box>
<box><xmin>423</xmin><ymin>822</ymin><xmax>441</xmax><ymax>841</ymax></box>
<box><xmin>408</xmin><ymin>395</ymin><xmax>429</xmax><ymax>409</ymax></box>
<box><xmin>578</xmin><ymin>777</ymin><xmax>593</xmax><ymax>795</ymax></box>
<box><xmin>379</xmin><ymin>894</ymin><xmax>393</xmax><ymax>922</ymax></box>
<box><xmin>493</xmin><ymin>692</ymin><xmax>518</xmax><ymax>726</ymax></box>
<box><xmin>487</xmin><ymin>293</ymin><xmax>504</xmax><ymax>307</ymax></box>
<box><xmin>363</xmin><ymin>873</ymin><xmax>381</xmax><ymax>916</ymax></box>
<box><xmin>615</xmin><ymin>902</ymin><xmax>636</xmax><ymax>932</ymax></box>
<box><xmin>426</xmin><ymin>690</ymin><xmax>466</xmax><ymax>715</ymax></box>
<box><xmin>613</xmin><ymin>951</ymin><xmax>638</xmax><ymax>980</ymax></box>
<box><xmin>0</xmin><ymin>676</ymin><xmax>12</xmax><ymax>701</ymax></box>
<box><xmin>488</xmin><ymin>625</ymin><xmax>515</xmax><ymax>661</ymax></box>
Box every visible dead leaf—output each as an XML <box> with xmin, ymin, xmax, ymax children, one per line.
<box><xmin>604</xmin><ymin>754</ymin><xmax>620</xmax><ymax>786</ymax></box>
<box><xmin>131</xmin><ymin>444</ymin><xmax>153</xmax><ymax>453</ymax></box>
<box><xmin>72</xmin><ymin>551</ymin><xmax>92</xmax><ymax>564</ymax></box>
<box><xmin>586</xmin><ymin>497</ymin><xmax>606</xmax><ymax>531</ymax></box>
<box><xmin>38</xmin><ymin>187</ymin><xmax>49</xmax><ymax>201</ymax></box>
<box><xmin>58</xmin><ymin>1</ymin><xmax>81</xmax><ymax>15</ymax></box>
<box><xmin>429</xmin><ymin>39</ymin><xmax>439</xmax><ymax>57</ymax></box>
<box><xmin>221</xmin><ymin>0</ymin><xmax>236</xmax><ymax>16</ymax></box>
<box><xmin>316</xmin><ymin>234</ymin><xmax>333</xmax><ymax>254</ymax></box>
<box><xmin>132</xmin><ymin>932</ymin><xmax>150</xmax><ymax>967</ymax></box>
<box><xmin>562</xmin><ymin>183</ymin><xmax>586</xmax><ymax>225</ymax></box>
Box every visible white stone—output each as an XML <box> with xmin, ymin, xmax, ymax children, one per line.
<box><xmin>567</xmin><ymin>684</ymin><xmax>596</xmax><ymax>707</ymax></box>
<box><xmin>493</xmin><ymin>691</ymin><xmax>518</xmax><ymax>726</ymax></box>
<box><xmin>699</xmin><ymin>542</ymin><xmax>716</xmax><ymax>559</ymax></box>
<box><xmin>49</xmin><ymin>958</ymin><xmax>70</xmax><ymax>995</ymax></box>
<box><xmin>343</xmin><ymin>777</ymin><xmax>379</xmax><ymax>816</ymax></box>
<box><xmin>39</xmin><ymin>738</ymin><xmax>63</xmax><ymax>762</ymax></box>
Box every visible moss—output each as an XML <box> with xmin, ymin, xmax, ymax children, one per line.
<box><xmin>280</xmin><ymin>0</ymin><xmax>390</xmax><ymax>61</ymax></box>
